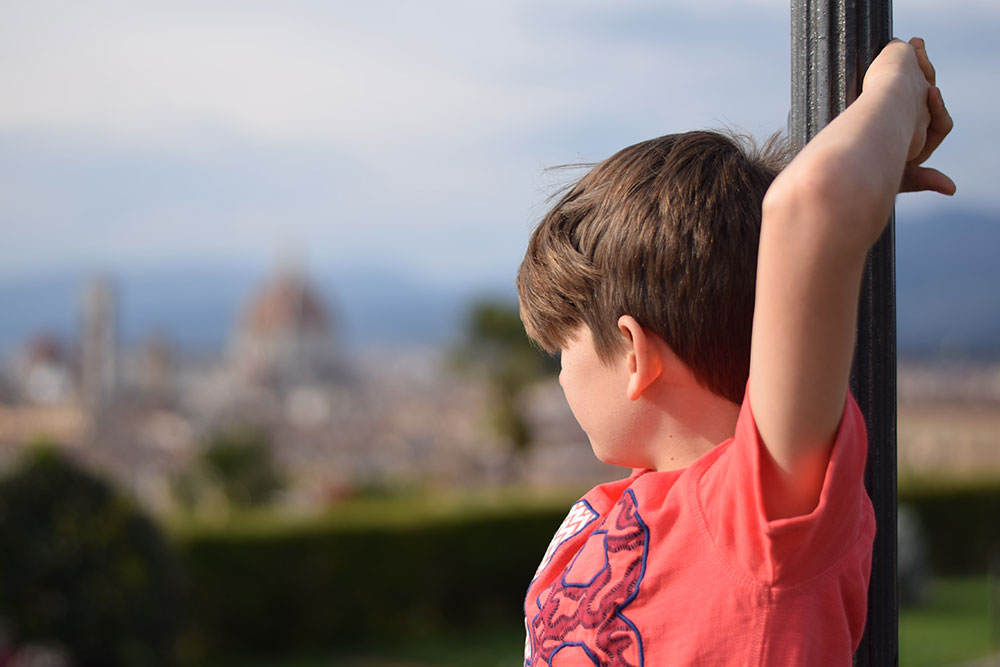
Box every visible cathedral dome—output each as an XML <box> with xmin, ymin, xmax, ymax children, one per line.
<box><xmin>231</xmin><ymin>265</ymin><xmax>341</xmax><ymax>385</ymax></box>
<box><xmin>243</xmin><ymin>271</ymin><xmax>331</xmax><ymax>337</ymax></box>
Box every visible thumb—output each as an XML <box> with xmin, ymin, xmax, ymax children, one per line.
<box><xmin>900</xmin><ymin>166</ymin><xmax>956</xmax><ymax>195</ymax></box>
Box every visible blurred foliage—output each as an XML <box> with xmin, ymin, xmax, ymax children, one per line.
<box><xmin>898</xmin><ymin>504</ymin><xmax>930</xmax><ymax>607</ymax></box>
<box><xmin>0</xmin><ymin>444</ymin><xmax>183</xmax><ymax>666</ymax></box>
<box><xmin>175</xmin><ymin>426</ymin><xmax>283</xmax><ymax>512</ymax></box>
<box><xmin>453</xmin><ymin>300</ymin><xmax>558</xmax><ymax>454</ymax></box>
<box><xmin>899</xmin><ymin>479</ymin><xmax>1000</xmax><ymax>575</ymax></box>
<box><xmin>171</xmin><ymin>489</ymin><xmax>575</xmax><ymax>660</ymax></box>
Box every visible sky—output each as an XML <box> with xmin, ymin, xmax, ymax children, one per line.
<box><xmin>1</xmin><ymin>0</ymin><xmax>997</xmax><ymax>290</ymax></box>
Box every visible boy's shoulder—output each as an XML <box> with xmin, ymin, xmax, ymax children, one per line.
<box><xmin>530</xmin><ymin>389</ymin><xmax>872</xmax><ymax>591</ymax></box>
<box><xmin>524</xmin><ymin>393</ymin><xmax>874</xmax><ymax>666</ymax></box>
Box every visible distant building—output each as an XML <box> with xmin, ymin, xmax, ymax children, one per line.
<box><xmin>15</xmin><ymin>334</ymin><xmax>74</xmax><ymax>405</ymax></box>
<box><xmin>80</xmin><ymin>279</ymin><xmax>117</xmax><ymax>412</ymax></box>
<box><xmin>230</xmin><ymin>264</ymin><xmax>343</xmax><ymax>387</ymax></box>
<box><xmin>128</xmin><ymin>336</ymin><xmax>174</xmax><ymax>405</ymax></box>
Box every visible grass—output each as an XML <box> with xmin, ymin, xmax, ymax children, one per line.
<box><xmin>900</xmin><ymin>575</ymin><xmax>999</xmax><ymax>667</ymax></box>
<box><xmin>204</xmin><ymin>624</ymin><xmax>525</xmax><ymax>667</ymax></box>
<box><xmin>202</xmin><ymin>576</ymin><xmax>998</xmax><ymax>667</ymax></box>
<box><xmin>337</xmin><ymin>624</ymin><xmax>524</xmax><ymax>667</ymax></box>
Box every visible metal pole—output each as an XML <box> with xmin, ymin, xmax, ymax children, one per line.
<box><xmin>789</xmin><ymin>2</ymin><xmax>898</xmax><ymax>666</ymax></box>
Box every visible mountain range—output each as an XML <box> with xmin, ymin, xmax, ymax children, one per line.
<box><xmin>1</xmin><ymin>206</ymin><xmax>997</xmax><ymax>359</ymax></box>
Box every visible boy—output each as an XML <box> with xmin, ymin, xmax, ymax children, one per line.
<box><xmin>517</xmin><ymin>38</ymin><xmax>953</xmax><ymax>666</ymax></box>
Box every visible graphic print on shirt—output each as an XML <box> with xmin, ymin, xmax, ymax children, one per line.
<box><xmin>526</xmin><ymin>489</ymin><xmax>649</xmax><ymax>667</ymax></box>
<box><xmin>532</xmin><ymin>500</ymin><xmax>600</xmax><ymax>581</ymax></box>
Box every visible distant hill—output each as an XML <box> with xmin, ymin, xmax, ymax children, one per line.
<box><xmin>0</xmin><ymin>264</ymin><xmax>513</xmax><ymax>357</ymax></box>
<box><xmin>897</xmin><ymin>206</ymin><xmax>1000</xmax><ymax>359</ymax></box>
<box><xmin>0</xmin><ymin>205</ymin><xmax>997</xmax><ymax>360</ymax></box>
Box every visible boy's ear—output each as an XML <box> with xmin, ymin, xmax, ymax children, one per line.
<box><xmin>618</xmin><ymin>315</ymin><xmax>663</xmax><ymax>401</ymax></box>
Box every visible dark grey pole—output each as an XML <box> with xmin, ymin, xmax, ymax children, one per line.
<box><xmin>790</xmin><ymin>2</ymin><xmax>898</xmax><ymax>666</ymax></box>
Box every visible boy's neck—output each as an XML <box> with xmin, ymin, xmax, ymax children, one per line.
<box><xmin>638</xmin><ymin>379</ymin><xmax>741</xmax><ymax>471</ymax></box>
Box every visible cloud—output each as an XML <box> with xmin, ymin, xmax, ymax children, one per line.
<box><xmin>0</xmin><ymin>0</ymin><xmax>996</xmax><ymax>284</ymax></box>
<box><xmin>0</xmin><ymin>2</ymin><xmax>788</xmax><ymax>151</ymax></box>
<box><xmin>0</xmin><ymin>3</ymin><xmax>561</xmax><ymax>152</ymax></box>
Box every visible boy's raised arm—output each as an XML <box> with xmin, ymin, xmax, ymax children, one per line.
<box><xmin>748</xmin><ymin>38</ymin><xmax>954</xmax><ymax>519</ymax></box>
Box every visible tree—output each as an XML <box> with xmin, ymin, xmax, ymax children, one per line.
<box><xmin>0</xmin><ymin>445</ymin><xmax>183</xmax><ymax>667</ymax></box>
<box><xmin>455</xmin><ymin>300</ymin><xmax>558</xmax><ymax>456</ymax></box>
<box><xmin>180</xmin><ymin>425</ymin><xmax>283</xmax><ymax>510</ymax></box>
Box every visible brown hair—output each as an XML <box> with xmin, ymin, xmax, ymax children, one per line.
<box><xmin>517</xmin><ymin>130</ymin><xmax>788</xmax><ymax>403</ymax></box>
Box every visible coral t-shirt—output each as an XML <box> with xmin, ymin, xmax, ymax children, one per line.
<box><xmin>524</xmin><ymin>393</ymin><xmax>875</xmax><ymax>666</ymax></box>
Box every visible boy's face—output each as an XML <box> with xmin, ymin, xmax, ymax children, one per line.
<box><xmin>559</xmin><ymin>325</ymin><xmax>651</xmax><ymax>469</ymax></box>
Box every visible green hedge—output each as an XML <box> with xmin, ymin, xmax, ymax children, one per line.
<box><xmin>171</xmin><ymin>480</ymin><xmax>1000</xmax><ymax>660</ymax></box>
<box><xmin>899</xmin><ymin>479</ymin><xmax>1000</xmax><ymax>575</ymax></box>
<box><xmin>173</xmin><ymin>498</ymin><xmax>572</xmax><ymax>659</ymax></box>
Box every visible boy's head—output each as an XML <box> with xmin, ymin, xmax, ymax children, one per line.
<box><xmin>518</xmin><ymin>130</ymin><xmax>787</xmax><ymax>404</ymax></box>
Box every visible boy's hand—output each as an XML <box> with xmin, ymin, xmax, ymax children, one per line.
<box><xmin>901</xmin><ymin>38</ymin><xmax>955</xmax><ymax>194</ymax></box>
<box><xmin>865</xmin><ymin>38</ymin><xmax>955</xmax><ymax>195</ymax></box>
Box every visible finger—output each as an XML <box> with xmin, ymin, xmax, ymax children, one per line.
<box><xmin>912</xmin><ymin>46</ymin><xmax>936</xmax><ymax>86</ymax></box>
<box><xmin>928</xmin><ymin>86</ymin><xmax>953</xmax><ymax>137</ymax></box>
<box><xmin>901</xmin><ymin>166</ymin><xmax>956</xmax><ymax>196</ymax></box>
<box><xmin>913</xmin><ymin>86</ymin><xmax>953</xmax><ymax>164</ymax></box>
<box><xmin>908</xmin><ymin>38</ymin><xmax>935</xmax><ymax>84</ymax></box>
